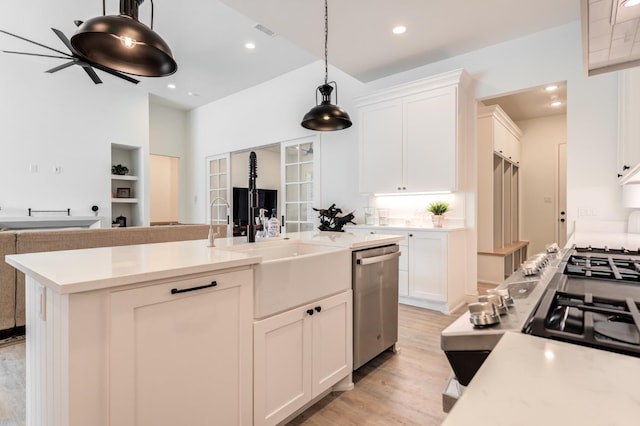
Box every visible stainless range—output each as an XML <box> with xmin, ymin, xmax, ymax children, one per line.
<box><xmin>523</xmin><ymin>246</ymin><xmax>640</xmax><ymax>357</ymax></box>
<box><xmin>441</xmin><ymin>244</ymin><xmax>640</xmax><ymax>412</ymax></box>
<box><xmin>440</xmin><ymin>246</ymin><xmax>565</xmax><ymax>411</ymax></box>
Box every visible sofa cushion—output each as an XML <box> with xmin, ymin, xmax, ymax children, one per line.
<box><xmin>13</xmin><ymin>224</ymin><xmax>213</xmax><ymax>328</ymax></box>
<box><xmin>0</xmin><ymin>232</ymin><xmax>16</xmax><ymax>330</ymax></box>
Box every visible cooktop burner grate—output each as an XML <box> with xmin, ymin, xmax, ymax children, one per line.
<box><xmin>565</xmin><ymin>254</ymin><xmax>640</xmax><ymax>282</ymax></box>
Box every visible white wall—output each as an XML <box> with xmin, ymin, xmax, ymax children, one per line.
<box><xmin>231</xmin><ymin>149</ymin><xmax>280</xmax><ymax>191</ymax></box>
<box><xmin>363</xmin><ymin>21</ymin><xmax>621</xmax><ymax>234</ymax></box>
<box><xmin>188</xmin><ymin>20</ymin><xmax>623</xmax><ymax>234</ymax></box>
<box><xmin>0</xmin><ymin>53</ymin><xmax>149</xmax><ymax>228</ymax></box>
<box><xmin>518</xmin><ymin>115</ymin><xmax>567</xmax><ymax>253</ymax></box>
<box><xmin>187</xmin><ymin>62</ymin><xmax>367</xmax><ymax>223</ymax></box>
<box><xmin>149</xmin><ymin>103</ymin><xmax>191</xmax><ymax>223</ymax></box>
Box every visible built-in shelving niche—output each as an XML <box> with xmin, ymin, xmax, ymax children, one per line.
<box><xmin>111</xmin><ymin>143</ymin><xmax>143</xmax><ymax>227</ymax></box>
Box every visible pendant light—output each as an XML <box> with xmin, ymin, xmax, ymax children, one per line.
<box><xmin>71</xmin><ymin>0</ymin><xmax>177</xmax><ymax>77</ymax></box>
<box><xmin>301</xmin><ymin>0</ymin><xmax>352</xmax><ymax>131</ymax></box>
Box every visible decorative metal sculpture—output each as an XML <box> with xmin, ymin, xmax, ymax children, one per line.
<box><xmin>314</xmin><ymin>203</ymin><xmax>356</xmax><ymax>232</ymax></box>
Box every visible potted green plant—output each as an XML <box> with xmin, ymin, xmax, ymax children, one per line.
<box><xmin>427</xmin><ymin>201</ymin><xmax>450</xmax><ymax>228</ymax></box>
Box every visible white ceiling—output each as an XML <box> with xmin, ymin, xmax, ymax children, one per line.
<box><xmin>481</xmin><ymin>82</ymin><xmax>567</xmax><ymax>122</ymax></box>
<box><xmin>1</xmin><ymin>1</ymin><xmax>580</xmax><ymax>110</ymax></box>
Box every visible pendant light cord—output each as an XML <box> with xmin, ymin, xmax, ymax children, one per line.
<box><xmin>324</xmin><ymin>0</ymin><xmax>328</xmax><ymax>85</ymax></box>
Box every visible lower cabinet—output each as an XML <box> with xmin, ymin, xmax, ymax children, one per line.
<box><xmin>348</xmin><ymin>227</ymin><xmax>467</xmax><ymax>313</ymax></box>
<box><xmin>253</xmin><ymin>290</ymin><xmax>353</xmax><ymax>426</ymax></box>
<box><xmin>109</xmin><ymin>270</ymin><xmax>253</xmax><ymax>426</ymax></box>
<box><xmin>405</xmin><ymin>230</ymin><xmax>467</xmax><ymax>313</ymax></box>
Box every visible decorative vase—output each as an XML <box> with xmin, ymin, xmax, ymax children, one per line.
<box><xmin>432</xmin><ymin>215</ymin><xmax>445</xmax><ymax>228</ymax></box>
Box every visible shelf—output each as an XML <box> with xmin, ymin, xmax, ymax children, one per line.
<box><xmin>111</xmin><ymin>175</ymin><xmax>139</xmax><ymax>181</ymax></box>
<box><xmin>112</xmin><ymin>198</ymin><xmax>138</xmax><ymax>204</ymax></box>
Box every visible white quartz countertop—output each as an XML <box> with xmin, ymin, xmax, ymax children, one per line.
<box><xmin>5</xmin><ymin>231</ymin><xmax>403</xmax><ymax>294</ymax></box>
<box><xmin>286</xmin><ymin>230</ymin><xmax>405</xmax><ymax>249</ymax></box>
<box><xmin>443</xmin><ymin>332</ymin><xmax>640</xmax><ymax>425</ymax></box>
<box><xmin>6</xmin><ymin>239</ymin><xmax>262</xmax><ymax>295</ymax></box>
<box><xmin>346</xmin><ymin>224</ymin><xmax>466</xmax><ymax>232</ymax></box>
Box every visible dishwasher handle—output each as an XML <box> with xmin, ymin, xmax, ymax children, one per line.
<box><xmin>356</xmin><ymin>250</ymin><xmax>401</xmax><ymax>265</ymax></box>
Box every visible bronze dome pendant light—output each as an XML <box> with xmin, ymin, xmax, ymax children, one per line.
<box><xmin>301</xmin><ymin>0</ymin><xmax>352</xmax><ymax>131</ymax></box>
<box><xmin>71</xmin><ymin>0</ymin><xmax>177</xmax><ymax>77</ymax></box>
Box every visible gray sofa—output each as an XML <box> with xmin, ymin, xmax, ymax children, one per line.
<box><xmin>1</xmin><ymin>224</ymin><xmax>223</xmax><ymax>338</ymax></box>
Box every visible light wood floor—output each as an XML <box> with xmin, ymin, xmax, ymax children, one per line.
<box><xmin>287</xmin><ymin>304</ymin><xmax>465</xmax><ymax>426</ymax></box>
<box><xmin>0</xmin><ymin>339</ymin><xmax>25</xmax><ymax>426</ymax></box>
<box><xmin>0</xmin><ymin>297</ymin><xmax>490</xmax><ymax>426</ymax></box>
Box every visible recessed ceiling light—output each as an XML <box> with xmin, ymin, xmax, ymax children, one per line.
<box><xmin>187</xmin><ymin>92</ymin><xmax>199</xmax><ymax>97</ymax></box>
<box><xmin>623</xmin><ymin>0</ymin><xmax>640</xmax><ymax>8</ymax></box>
<box><xmin>245</xmin><ymin>42</ymin><xmax>256</xmax><ymax>49</ymax></box>
<box><xmin>392</xmin><ymin>26</ymin><xmax>407</xmax><ymax>35</ymax></box>
<box><xmin>551</xmin><ymin>101</ymin><xmax>562</xmax><ymax>107</ymax></box>
<box><xmin>167</xmin><ymin>83</ymin><xmax>176</xmax><ymax>89</ymax></box>
<box><xmin>545</xmin><ymin>85</ymin><xmax>558</xmax><ymax>92</ymax></box>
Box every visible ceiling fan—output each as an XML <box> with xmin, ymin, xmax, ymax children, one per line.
<box><xmin>0</xmin><ymin>25</ymin><xmax>139</xmax><ymax>85</ymax></box>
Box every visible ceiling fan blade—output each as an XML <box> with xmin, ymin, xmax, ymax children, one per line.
<box><xmin>81</xmin><ymin>65</ymin><xmax>103</xmax><ymax>85</ymax></box>
<box><xmin>91</xmin><ymin>62</ymin><xmax>140</xmax><ymax>85</ymax></box>
<box><xmin>2</xmin><ymin>50</ymin><xmax>71</xmax><ymax>60</ymax></box>
<box><xmin>0</xmin><ymin>29</ymin><xmax>69</xmax><ymax>57</ymax></box>
<box><xmin>50</xmin><ymin>28</ymin><xmax>76</xmax><ymax>55</ymax></box>
<box><xmin>45</xmin><ymin>60</ymin><xmax>77</xmax><ymax>74</ymax></box>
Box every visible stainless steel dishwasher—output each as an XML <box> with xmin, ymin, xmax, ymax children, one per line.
<box><xmin>353</xmin><ymin>244</ymin><xmax>401</xmax><ymax>370</ymax></box>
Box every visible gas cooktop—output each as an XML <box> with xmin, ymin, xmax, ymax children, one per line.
<box><xmin>523</xmin><ymin>246</ymin><xmax>640</xmax><ymax>358</ymax></box>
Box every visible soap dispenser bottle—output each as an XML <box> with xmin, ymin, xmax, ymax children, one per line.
<box><xmin>267</xmin><ymin>208</ymin><xmax>280</xmax><ymax>237</ymax></box>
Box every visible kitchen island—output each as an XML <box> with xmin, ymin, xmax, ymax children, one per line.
<box><xmin>443</xmin><ymin>331</ymin><xmax>640</xmax><ymax>425</ymax></box>
<box><xmin>5</xmin><ymin>231</ymin><xmax>402</xmax><ymax>426</ymax></box>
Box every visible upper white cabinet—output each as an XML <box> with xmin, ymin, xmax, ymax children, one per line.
<box><xmin>478</xmin><ymin>105</ymin><xmax>522</xmax><ymax>164</ymax></box>
<box><xmin>358</xmin><ymin>100</ymin><xmax>403</xmax><ymax>193</ymax></box>
<box><xmin>356</xmin><ymin>69</ymin><xmax>471</xmax><ymax>194</ymax></box>
<box><xmin>618</xmin><ymin>68</ymin><xmax>640</xmax><ymax>184</ymax></box>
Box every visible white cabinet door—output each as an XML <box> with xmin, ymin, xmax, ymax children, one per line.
<box><xmin>398</xmin><ymin>244</ymin><xmax>409</xmax><ymax>297</ymax></box>
<box><xmin>409</xmin><ymin>232</ymin><xmax>447</xmax><ymax>302</ymax></box>
<box><xmin>404</xmin><ymin>86</ymin><xmax>458</xmax><ymax>192</ymax></box>
<box><xmin>254</xmin><ymin>290</ymin><xmax>352</xmax><ymax>426</ymax></box>
<box><xmin>110</xmin><ymin>270</ymin><xmax>253</xmax><ymax>426</ymax></box>
<box><xmin>311</xmin><ymin>291</ymin><xmax>352</xmax><ymax>396</ymax></box>
<box><xmin>619</xmin><ymin>68</ymin><xmax>640</xmax><ymax>174</ymax></box>
<box><xmin>359</xmin><ymin>100</ymin><xmax>403</xmax><ymax>194</ymax></box>
<box><xmin>254</xmin><ymin>304</ymin><xmax>312</xmax><ymax>426</ymax></box>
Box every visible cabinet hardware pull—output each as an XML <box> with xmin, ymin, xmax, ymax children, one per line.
<box><xmin>409</xmin><ymin>233</ymin><xmax>413</xmax><ymax>237</ymax></box>
<box><xmin>560</xmin><ymin>218</ymin><xmax>565</xmax><ymax>223</ymax></box>
<box><xmin>397</xmin><ymin>186</ymin><xmax>401</xmax><ymax>190</ymax></box>
<box><xmin>315</xmin><ymin>306</ymin><xmax>322</xmax><ymax>313</ymax></box>
<box><xmin>306</xmin><ymin>309</ymin><xmax>314</xmax><ymax>316</ymax></box>
<box><xmin>624</xmin><ymin>165</ymin><xmax>630</xmax><ymax>171</ymax></box>
<box><xmin>171</xmin><ymin>281</ymin><xmax>217</xmax><ymax>295</ymax></box>
<box><xmin>618</xmin><ymin>174</ymin><xmax>623</xmax><ymax>178</ymax></box>
<box><xmin>402</xmin><ymin>186</ymin><xmax>406</xmax><ymax>190</ymax></box>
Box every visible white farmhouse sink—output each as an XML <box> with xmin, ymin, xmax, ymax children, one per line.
<box><xmin>222</xmin><ymin>241</ymin><xmax>351</xmax><ymax>318</ymax></box>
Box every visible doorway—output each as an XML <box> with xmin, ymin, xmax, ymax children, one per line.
<box><xmin>479</xmin><ymin>82</ymin><xmax>568</xmax><ymax>256</ymax></box>
<box><xmin>150</xmin><ymin>154</ymin><xmax>180</xmax><ymax>224</ymax></box>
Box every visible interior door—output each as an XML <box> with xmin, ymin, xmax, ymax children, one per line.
<box><xmin>557</xmin><ymin>143</ymin><xmax>567</xmax><ymax>246</ymax></box>
<box><xmin>281</xmin><ymin>136</ymin><xmax>321</xmax><ymax>234</ymax></box>
<box><xmin>206</xmin><ymin>153</ymin><xmax>231</xmax><ymax>234</ymax></box>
